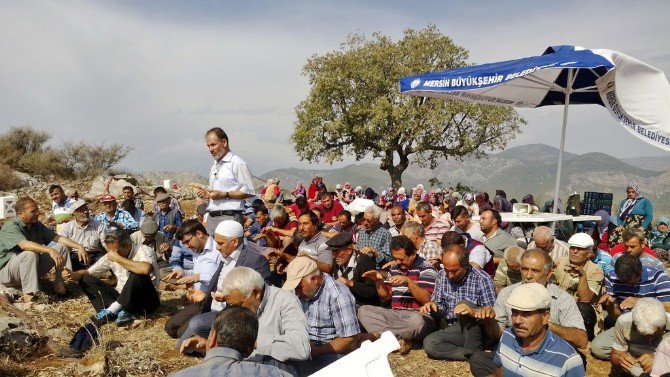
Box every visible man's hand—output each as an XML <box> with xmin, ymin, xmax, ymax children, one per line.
<box><xmin>565</xmin><ymin>263</ymin><xmax>584</xmax><ymax>277</ymax></box>
<box><xmin>359</xmin><ymin>246</ymin><xmax>378</xmax><ymax>257</ymax></box>
<box><xmin>638</xmin><ymin>353</ymin><xmax>654</xmax><ymax>373</ymax></box>
<box><xmin>381</xmin><ymin>260</ymin><xmax>397</xmax><ymax>269</ymax></box>
<box><xmin>473</xmin><ymin>307</ymin><xmax>497</xmax><ymax>320</ymax></box>
<box><xmin>49</xmin><ymin>249</ymin><xmax>65</xmax><ymax>268</ymax></box>
<box><xmin>180</xmin><ymin>335</ymin><xmax>207</xmax><ymax>355</ymax></box>
<box><xmin>211</xmin><ymin>291</ymin><xmax>225</xmax><ymax>302</ymax></box>
<box><xmin>337</xmin><ymin>276</ymin><xmax>352</xmax><ymax>288</ymax></box>
<box><xmin>62</xmin><ymin>268</ymin><xmax>81</xmax><ymax>283</ymax></box>
<box><xmin>387</xmin><ymin>275</ymin><xmax>410</xmax><ymax>285</ymax></box>
<box><xmin>187</xmin><ymin>288</ymin><xmax>206</xmax><ymax>303</ymax></box>
<box><xmin>454</xmin><ymin>303</ymin><xmax>475</xmax><ymax>317</ymax></box>
<box><xmin>620</xmin><ymin>296</ymin><xmax>639</xmax><ymax>310</ymax></box>
<box><xmin>164</xmin><ymin>225</ymin><xmax>177</xmax><ymax>232</ymax></box>
<box><xmin>419</xmin><ymin>301</ymin><xmax>438</xmax><ymax>315</ymax></box>
<box><xmin>618</xmin><ymin>352</ymin><xmax>637</xmax><ymax>372</ymax></box>
<box><xmin>177</xmin><ymin>274</ymin><xmax>200</xmax><ymax>285</ymax></box>
<box><xmin>106</xmin><ymin>249</ymin><xmax>121</xmax><ymax>263</ymax></box>
<box><xmin>76</xmin><ymin>246</ymin><xmax>90</xmax><ymax>266</ymax></box>
<box><xmin>196</xmin><ymin>189</ymin><xmax>210</xmax><ymax>200</ymax></box>
<box><xmin>162</xmin><ymin>269</ymin><xmax>184</xmax><ymax>281</ymax></box>
<box><xmin>599</xmin><ymin>294</ymin><xmax>615</xmax><ymax>309</ymax></box>
<box><xmin>362</xmin><ymin>270</ymin><xmax>384</xmax><ymax>282</ymax></box>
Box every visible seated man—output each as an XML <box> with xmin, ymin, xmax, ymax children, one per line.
<box><xmin>388</xmin><ymin>205</ymin><xmax>406</xmax><ymax>237</ymax></box>
<box><xmin>527</xmin><ymin>225</ymin><xmax>569</xmax><ymax>261</ymax></box>
<box><xmin>166</xmin><ymin>239</ymin><xmax>197</xmax><ymax>281</ymax></box>
<box><xmin>57</xmin><ymin>200</ymin><xmax>107</xmax><ymax>271</ymax></box>
<box><xmin>172</xmin><ymin>305</ymin><xmax>292</xmax><ymax>377</ymax></box>
<box><xmin>421</xmin><ymin>244</ymin><xmax>496</xmax><ymax>362</ymax></box>
<box><xmin>358</xmin><ymin>235</ymin><xmax>437</xmax><ymax>354</ymax></box>
<box><xmin>490</xmin><ymin>283</ymin><xmax>585</xmax><ymax>377</ymax></box>
<box><xmin>130</xmin><ymin>220</ymin><xmax>171</xmax><ymax>262</ymax></box>
<box><xmin>466</xmin><ymin>250</ymin><xmax>587</xmax><ymax>376</ymax></box>
<box><xmin>450</xmin><ymin>205</ymin><xmax>484</xmax><ymax>242</ymax></box>
<box><xmin>441</xmin><ymin>231</ymin><xmax>494</xmax><ymax>276</ymax></box>
<box><xmin>610</xmin><ymin>298</ymin><xmax>670</xmax><ymax>376</ymax></box>
<box><xmin>401</xmin><ymin>220</ymin><xmax>442</xmax><ymax>266</ymax></box>
<box><xmin>356</xmin><ymin>205</ymin><xmax>392</xmax><ymax>267</ymax></box>
<box><xmin>330</xmin><ymin>210</ymin><xmax>357</xmax><ymax>235</ymax></box>
<box><xmin>260</xmin><ymin>205</ymin><xmax>298</xmax><ymax>249</ymax></box>
<box><xmin>591</xmin><ymin>253</ymin><xmax>670</xmax><ymax>360</ymax></box>
<box><xmin>318</xmin><ymin>191</ymin><xmax>344</xmax><ymax>227</ymax></box>
<box><xmin>246</xmin><ymin>205</ymin><xmax>271</xmax><ymax>247</ymax></box>
<box><xmin>612</xmin><ymin>227</ymin><xmax>665</xmax><ymax>271</ymax></box>
<box><xmin>0</xmin><ymin>197</ymin><xmax>88</xmax><ymax>303</ymax></box>
<box><xmin>480</xmin><ymin>209</ymin><xmax>517</xmax><ymax>260</ymax></box>
<box><xmin>95</xmin><ymin>195</ymin><xmax>139</xmax><ymax>233</ymax></box>
<box><xmin>48</xmin><ymin>184</ymin><xmax>75</xmax><ymax>225</ymax></box>
<box><xmin>553</xmin><ymin>233</ymin><xmax>604</xmax><ymax>341</ymax></box>
<box><xmin>327</xmin><ymin>232</ymin><xmax>378</xmax><ymax>306</ymax></box>
<box><xmin>493</xmin><ymin>246</ymin><xmax>524</xmax><ymax>294</ymax></box>
<box><xmin>120</xmin><ymin>185</ymin><xmax>144</xmax><ymax>213</ymax></box>
<box><xmin>152</xmin><ymin>192</ymin><xmax>183</xmax><ymax>241</ymax></box>
<box><xmin>121</xmin><ymin>199</ymin><xmax>146</xmax><ymax>227</ymax></box>
<box><xmin>282</xmin><ymin>257</ymin><xmax>360</xmax><ymax>374</ymax></box>
<box><xmin>63</xmin><ymin>231</ymin><xmax>160</xmax><ymax>326</ymax></box>
<box><xmin>651</xmin><ymin>336</ymin><xmax>670</xmax><ymax>377</ymax></box>
<box><xmin>415</xmin><ymin>201</ymin><xmax>451</xmax><ymax>245</ymax></box>
<box><xmin>177</xmin><ymin>220</ymin><xmax>271</xmax><ymax>349</ymax></box>
<box><xmin>179</xmin><ymin>267</ymin><xmax>310</xmax><ymax>374</ymax></box>
<box><xmin>296</xmin><ymin>212</ymin><xmax>332</xmax><ymax>274</ymax></box>
<box><xmin>151</xmin><ymin>186</ymin><xmax>181</xmax><ymax>217</ymax></box>
<box><xmin>163</xmin><ymin>219</ymin><xmax>221</xmax><ymax>338</ymax></box>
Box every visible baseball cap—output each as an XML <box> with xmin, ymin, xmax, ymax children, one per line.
<box><xmin>282</xmin><ymin>257</ymin><xmax>318</xmax><ymax>291</ymax></box>
<box><xmin>215</xmin><ymin>220</ymin><xmax>244</xmax><ymax>238</ymax></box>
<box><xmin>507</xmin><ymin>282</ymin><xmax>551</xmax><ymax>311</ymax></box>
<box><xmin>101</xmin><ymin>195</ymin><xmax>116</xmax><ymax>202</ymax></box>
<box><xmin>69</xmin><ymin>199</ymin><xmax>88</xmax><ymax>214</ymax></box>
<box><xmin>567</xmin><ymin>233</ymin><xmax>594</xmax><ymax>248</ymax></box>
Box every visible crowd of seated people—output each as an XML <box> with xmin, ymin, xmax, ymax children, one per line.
<box><xmin>3</xmin><ymin>178</ymin><xmax>670</xmax><ymax>377</ymax></box>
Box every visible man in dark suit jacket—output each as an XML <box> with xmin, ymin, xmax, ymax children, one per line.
<box><xmin>328</xmin><ymin>232</ymin><xmax>379</xmax><ymax>306</ymax></box>
<box><xmin>177</xmin><ymin>220</ymin><xmax>271</xmax><ymax>352</ymax></box>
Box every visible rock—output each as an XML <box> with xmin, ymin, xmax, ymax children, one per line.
<box><xmin>74</xmin><ymin>354</ymin><xmax>107</xmax><ymax>377</ymax></box>
<box><xmin>85</xmin><ymin>176</ymin><xmax>139</xmax><ymax>201</ymax></box>
<box><xmin>0</xmin><ymin>316</ymin><xmax>39</xmax><ymax>358</ymax></box>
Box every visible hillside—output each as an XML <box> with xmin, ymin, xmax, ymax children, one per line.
<box><xmin>262</xmin><ymin>143</ymin><xmax>670</xmax><ymax>216</ymax></box>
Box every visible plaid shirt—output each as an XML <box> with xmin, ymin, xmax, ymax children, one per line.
<box><xmin>95</xmin><ymin>208</ymin><xmax>139</xmax><ymax>232</ymax></box>
<box><xmin>356</xmin><ymin>223</ymin><xmax>391</xmax><ymax>264</ymax></box>
<box><xmin>301</xmin><ymin>274</ymin><xmax>360</xmax><ymax>344</ymax></box>
<box><xmin>418</xmin><ymin>239</ymin><xmax>441</xmax><ymax>261</ymax></box>
<box><xmin>431</xmin><ymin>266</ymin><xmax>496</xmax><ymax>324</ymax></box>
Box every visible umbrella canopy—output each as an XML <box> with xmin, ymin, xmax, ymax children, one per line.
<box><xmin>400</xmin><ymin>45</ymin><xmax>670</xmax><ymax>214</ymax></box>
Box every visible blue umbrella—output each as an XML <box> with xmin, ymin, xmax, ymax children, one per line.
<box><xmin>400</xmin><ymin>45</ymin><xmax>670</xmax><ymax>214</ymax></box>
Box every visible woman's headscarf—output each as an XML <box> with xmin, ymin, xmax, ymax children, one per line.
<box><xmin>522</xmin><ymin>194</ymin><xmax>535</xmax><ymax>206</ymax></box>
<box><xmin>620</xmin><ymin>182</ymin><xmax>642</xmax><ymax>220</ymax></box>
<box><xmin>594</xmin><ymin>209</ymin><xmax>610</xmax><ymax>234</ymax></box>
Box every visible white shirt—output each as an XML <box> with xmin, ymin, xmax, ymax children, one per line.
<box><xmin>181</xmin><ymin>236</ymin><xmax>222</xmax><ymax>291</ymax></box>
<box><xmin>210</xmin><ymin>246</ymin><xmax>242</xmax><ymax>312</ymax></box>
<box><xmin>208</xmin><ymin>151</ymin><xmax>255</xmax><ymax>212</ymax></box>
<box><xmin>451</xmin><ymin>222</ymin><xmax>485</xmax><ymax>242</ymax></box>
<box><xmin>87</xmin><ymin>244</ymin><xmax>160</xmax><ymax>293</ymax></box>
<box><xmin>52</xmin><ymin>197</ymin><xmax>75</xmax><ymax>211</ymax></box>
<box><xmin>57</xmin><ymin>219</ymin><xmax>107</xmax><ymax>254</ymax></box>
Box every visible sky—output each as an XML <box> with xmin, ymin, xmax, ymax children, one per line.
<box><xmin>1</xmin><ymin>1</ymin><xmax>668</xmax><ymax>177</ymax></box>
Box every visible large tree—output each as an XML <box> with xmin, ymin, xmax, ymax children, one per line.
<box><xmin>291</xmin><ymin>25</ymin><xmax>526</xmax><ymax>189</ymax></box>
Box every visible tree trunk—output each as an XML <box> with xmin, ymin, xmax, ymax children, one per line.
<box><xmin>388</xmin><ymin>168</ymin><xmax>403</xmax><ymax>191</ymax></box>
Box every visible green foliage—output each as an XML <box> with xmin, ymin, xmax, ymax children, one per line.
<box><xmin>0</xmin><ymin>126</ymin><xmax>131</xmax><ymax>180</ymax></box>
<box><xmin>0</xmin><ymin>163</ymin><xmax>23</xmax><ymax>191</ymax></box>
<box><xmin>291</xmin><ymin>25</ymin><xmax>525</xmax><ymax>189</ymax></box>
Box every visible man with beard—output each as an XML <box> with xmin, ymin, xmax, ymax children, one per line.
<box><xmin>491</xmin><ymin>283</ymin><xmax>585</xmax><ymax>376</ymax></box>
<box><xmin>357</xmin><ymin>235</ymin><xmax>437</xmax><ymax>354</ymax></box>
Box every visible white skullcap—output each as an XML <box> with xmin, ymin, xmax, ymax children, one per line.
<box><xmin>215</xmin><ymin>220</ymin><xmax>244</xmax><ymax>238</ymax></box>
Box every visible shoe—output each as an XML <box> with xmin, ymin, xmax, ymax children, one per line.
<box><xmin>91</xmin><ymin>309</ymin><xmax>117</xmax><ymax>325</ymax></box>
<box><xmin>115</xmin><ymin>310</ymin><xmax>134</xmax><ymax>326</ymax></box>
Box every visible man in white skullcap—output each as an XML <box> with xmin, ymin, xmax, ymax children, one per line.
<box><xmin>177</xmin><ymin>220</ymin><xmax>270</xmax><ymax>353</ymax></box>
<box><xmin>476</xmin><ymin>283</ymin><xmax>585</xmax><ymax>377</ymax></box>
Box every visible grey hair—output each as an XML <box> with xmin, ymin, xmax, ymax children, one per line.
<box><xmin>270</xmin><ymin>204</ymin><xmax>287</xmax><ymax>220</ymax></box>
<box><xmin>415</xmin><ymin>201</ymin><xmax>432</xmax><ymax>213</ymax></box>
<box><xmin>632</xmin><ymin>298</ymin><xmax>667</xmax><ymax>335</ymax></box>
<box><xmin>503</xmin><ymin>246</ymin><xmax>525</xmax><ymax>265</ymax></box>
<box><xmin>401</xmin><ymin>221</ymin><xmax>425</xmax><ymax>237</ymax></box>
<box><xmin>364</xmin><ymin>205</ymin><xmax>381</xmax><ymax>220</ymax></box>
<box><xmin>221</xmin><ymin>267</ymin><xmax>265</xmax><ymax>298</ymax></box>
<box><xmin>533</xmin><ymin>226</ymin><xmax>554</xmax><ymax>242</ymax></box>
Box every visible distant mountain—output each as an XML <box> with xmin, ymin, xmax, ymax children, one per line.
<box><xmin>262</xmin><ymin>144</ymin><xmax>670</xmax><ymax>217</ymax></box>
<box><xmin>622</xmin><ymin>155</ymin><xmax>670</xmax><ymax>172</ymax></box>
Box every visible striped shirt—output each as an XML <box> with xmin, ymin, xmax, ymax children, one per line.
<box><xmin>301</xmin><ymin>274</ymin><xmax>360</xmax><ymax>344</ymax></box>
<box><xmin>494</xmin><ymin>329</ymin><xmax>585</xmax><ymax>377</ymax></box>
<box><xmin>424</xmin><ymin>218</ymin><xmax>450</xmax><ymax>245</ymax></box>
<box><xmin>495</xmin><ymin>283</ymin><xmax>585</xmax><ymax>331</ymax></box>
<box><xmin>431</xmin><ymin>266</ymin><xmax>496</xmax><ymax>324</ymax></box>
<box><xmin>386</xmin><ymin>256</ymin><xmax>437</xmax><ymax>310</ymax></box>
<box><xmin>605</xmin><ymin>265</ymin><xmax>670</xmax><ymax>305</ymax></box>
<box><xmin>611</xmin><ymin>252</ymin><xmax>666</xmax><ymax>272</ymax></box>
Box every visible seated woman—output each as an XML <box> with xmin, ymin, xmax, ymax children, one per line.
<box><xmin>648</xmin><ymin>216</ymin><xmax>670</xmax><ymax>266</ymax></box>
<box><xmin>610</xmin><ymin>183</ymin><xmax>654</xmax><ymax>246</ymax></box>
<box><xmin>591</xmin><ymin>209</ymin><xmax>616</xmax><ymax>253</ymax></box>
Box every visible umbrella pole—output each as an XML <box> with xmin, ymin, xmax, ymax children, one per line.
<box><xmin>551</xmin><ymin>69</ymin><xmax>573</xmax><ymax>232</ymax></box>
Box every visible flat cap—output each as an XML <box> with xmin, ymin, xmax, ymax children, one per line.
<box><xmin>325</xmin><ymin>232</ymin><xmax>354</xmax><ymax>249</ymax></box>
<box><xmin>507</xmin><ymin>282</ymin><xmax>551</xmax><ymax>311</ymax></box>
